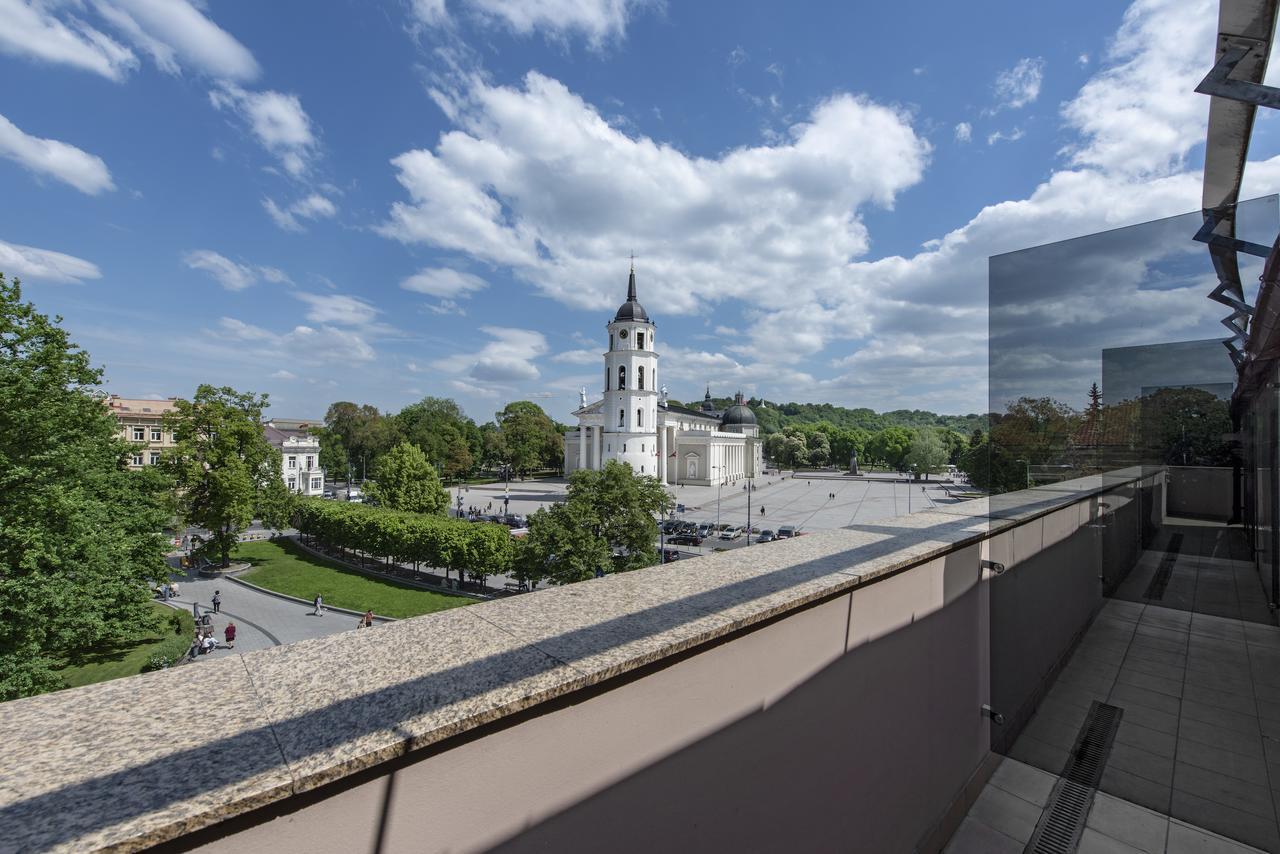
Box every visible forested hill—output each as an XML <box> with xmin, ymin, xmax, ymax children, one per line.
<box><xmin>669</xmin><ymin>398</ymin><xmax>987</xmax><ymax>435</ymax></box>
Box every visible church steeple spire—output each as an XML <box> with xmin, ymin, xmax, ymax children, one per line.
<box><xmin>613</xmin><ymin>256</ymin><xmax>649</xmax><ymax>323</ymax></box>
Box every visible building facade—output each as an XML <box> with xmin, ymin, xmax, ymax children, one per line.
<box><xmin>563</xmin><ymin>268</ymin><xmax>763</xmax><ymax>486</ymax></box>
<box><xmin>107</xmin><ymin>395</ymin><xmax>179</xmax><ymax>469</ymax></box>
<box><xmin>264</xmin><ymin>420</ymin><xmax>325</xmax><ymax>496</ymax></box>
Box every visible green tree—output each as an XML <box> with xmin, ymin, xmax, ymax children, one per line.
<box><xmin>495</xmin><ymin>401</ymin><xmax>563</xmax><ymax>477</ymax></box>
<box><xmin>164</xmin><ymin>386</ymin><xmax>292</xmax><ymax>568</ymax></box>
<box><xmin>311</xmin><ymin>425</ymin><xmax>347</xmax><ymax>479</ymax></box>
<box><xmin>905</xmin><ymin>429</ymin><xmax>949</xmax><ymax>479</ymax></box>
<box><xmin>806</xmin><ymin>430</ymin><xmax>831</xmax><ymax>466</ymax></box>
<box><xmin>517</xmin><ymin>502</ymin><xmax>612</xmax><ymax>586</ymax></box>
<box><xmin>520</xmin><ymin>461</ymin><xmax>669</xmax><ymax>581</ymax></box>
<box><xmin>396</xmin><ymin>397</ymin><xmax>480</xmax><ymax>480</ymax></box>
<box><xmin>866</xmin><ymin>427</ymin><xmax>913</xmax><ymax>470</ymax></box>
<box><xmin>0</xmin><ymin>274</ymin><xmax>171</xmax><ymax>699</ymax></box>
<box><xmin>365</xmin><ymin>441</ymin><xmax>449</xmax><ymax>514</ymax></box>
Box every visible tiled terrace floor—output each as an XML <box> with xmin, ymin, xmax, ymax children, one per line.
<box><xmin>947</xmin><ymin>756</ymin><xmax>1266</xmax><ymax>853</ymax></box>
<box><xmin>970</xmin><ymin>523</ymin><xmax>1280</xmax><ymax>852</ymax></box>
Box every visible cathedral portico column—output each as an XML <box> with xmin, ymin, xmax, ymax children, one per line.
<box><xmin>594</xmin><ymin>426</ymin><xmax>602</xmax><ymax>470</ymax></box>
<box><xmin>578</xmin><ymin>425</ymin><xmax>586</xmax><ymax>474</ymax></box>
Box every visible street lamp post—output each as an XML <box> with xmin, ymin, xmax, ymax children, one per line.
<box><xmin>746</xmin><ymin>477</ymin><xmax>753</xmax><ymax>545</ymax></box>
<box><xmin>713</xmin><ymin>464</ymin><xmax>724</xmax><ymax>531</ymax></box>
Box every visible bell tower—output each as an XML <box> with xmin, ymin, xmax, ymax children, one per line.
<box><xmin>602</xmin><ymin>261</ymin><xmax>659</xmax><ymax>475</ymax></box>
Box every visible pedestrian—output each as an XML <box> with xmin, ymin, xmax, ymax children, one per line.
<box><xmin>224</xmin><ymin>622</ymin><xmax>237</xmax><ymax>648</ymax></box>
<box><xmin>312</xmin><ymin>594</ymin><xmax>324</xmax><ymax>616</ymax></box>
<box><xmin>760</xmin><ymin>506</ymin><xmax>765</xmax><ymax>515</ymax></box>
<box><xmin>212</xmin><ymin>590</ymin><xmax>222</xmax><ymax>614</ymax></box>
<box><xmin>169</xmin><ymin>581</ymin><xmax>179</xmax><ymax>598</ymax></box>
<box><xmin>360</xmin><ymin>609</ymin><xmax>374</xmax><ymax>629</ymax></box>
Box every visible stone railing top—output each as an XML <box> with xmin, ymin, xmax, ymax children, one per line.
<box><xmin>0</xmin><ymin>467</ymin><xmax>1156</xmax><ymax>852</ymax></box>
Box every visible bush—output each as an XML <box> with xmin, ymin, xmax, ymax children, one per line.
<box><xmin>144</xmin><ymin>609</ymin><xmax>195</xmax><ymax>671</ymax></box>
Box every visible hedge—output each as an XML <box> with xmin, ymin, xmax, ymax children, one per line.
<box><xmin>293</xmin><ymin>498</ymin><xmax>514</xmax><ymax>581</ymax></box>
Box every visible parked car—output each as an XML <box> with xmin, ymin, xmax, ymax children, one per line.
<box><xmin>696</xmin><ymin>523</ymin><xmax>713</xmax><ymax>538</ymax></box>
<box><xmin>718</xmin><ymin>526</ymin><xmax>743</xmax><ymax>540</ymax></box>
<box><xmin>756</xmin><ymin>530</ymin><xmax>776</xmax><ymax>543</ymax></box>
<box><xmin>776</xmin><ymin>525</ymin><xmax>797</xmax><ymax>538</ymax></box>
<box><xmin>661</xmin><ymin>549</ymin><xmax>680</xmax><ymax>563</ymax></box>
<box><xmin>322</xmin><ymin>490</ymin><xmax>335</xmax><ymax>499</ymax></box>
<box><xmin>668</xmin><ymin>533</ymin><xmax>703</xmax><ymax>546</ymax></box>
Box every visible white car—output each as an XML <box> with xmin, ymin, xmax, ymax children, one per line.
<box><xmin>718</xmin><ymin>526</ymin><xmax>743</xmax><ymax>540</ymax></box>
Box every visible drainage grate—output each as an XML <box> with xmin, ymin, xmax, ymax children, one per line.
<box><xmin>1023</xmin><ymin>701</ymin><xmax>1123</xmax><ymax>854</ymax></box>
<box><xmin>1143</xmin><ymin>533</ymin><xmax>1183</xmax><ymax>600</ymax></box>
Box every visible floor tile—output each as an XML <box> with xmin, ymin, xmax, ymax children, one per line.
<box><xmin>1180</xmin><ymin>716</ymin><xmax>1265</xmax><ymax>758</ymax></box>
<box><xmin>943</xmin><ymin>816</ymin><xmax>1024</xmax><ymax>854</ymax></box>
<box><xmin>1176</xmin><ymin>736</ymin><xmax>1270</xmax><ymax>787</ymax></box>
<box><xmin>1111</xmin><ymin>682</ymin><xmax>1183</xmax><ymax>716</ymax></box>
<box><xmin>1117</xmin><ymin>668</ymin><xmax>1184</xmax><ymax>699</ymax></box>
<box><xmin>1009</xmin><ymin>734</ymin><xmax>1070</xmax><ymax>776</ymax></box>
<box><xmin>1101</xmin><ymin>764</ymin><xmax>1172</xmax><ymax>815</ymax></box>
<box><xmin>1078</xmin><ymin>826</ymin><xmax>1147</xmax><ymax>854</ymax></box>
<box><xmin>1085</xmin><ymin>791</ymin><xmax>1168</xmax><ymax>854</ymax></box>
<box><xmin>989</xmin><ymin>758</ymin><xmax>1057</xmax><ymax>809</ymax></box>
<box><xmin>1166</xmin><ymin>815</ymin><xmax>1273</xmax><ymax>852</ymax></box>
<box><xmin>1180</xmin><ymin>698</ymin><xmax>1263</xmax><ymax>737</ymax></box>
<box><xmin>1174</xmin><ymin>761</ymin><xmax>1277</xmax><ymax>820</ymax></box>
<box><xmin>1115</xmin><ymin>720</ymin><xmax>1177</xmax><ymax>759</ymax></box>
<box><xmin>968</xmin><ymin>784</ymin><xmax>1044</xmax><ymax>844</ymax></box>
<box><xmin>1182</xmin><ymin>682</ymin><xmax>1259</xmax><ymax>718</ymax></box>
<box><xmin>1109</xmin><ymin>741</ymin><xmax>1175</xmax><ymax>786</ymax></box>
<box><xmin>1170</xmin><ymin>790</ymin><xmax>1280</xmax><ymax>852</ymax></box>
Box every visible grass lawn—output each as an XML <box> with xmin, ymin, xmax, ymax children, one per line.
<box><xmin>236</xmin><ymin>538</ymin><xmax>473</xmax><ymax>619</ymax></box>
<box><xmin>57</xmin><ymin>602</ymin><xmax>194</xmax><ymax>690</ymax></box>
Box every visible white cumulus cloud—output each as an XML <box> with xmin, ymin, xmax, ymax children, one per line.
<box><xmin>954</xmin><ymin>122</ymin><xmax>972</xmax><ymax>143</ymax></box>
<box><xmin>0</xmin><ymin>112</ymin><xmax>114</xmax><ymax>194</ymax></box>
<box><xmin>0</xmin><ymin>0</ymin><xmax>256</xmax><ymax>82</ymax></box>
<box><xmin>0</xmin><ymin>238</ymin><xmax>102</xmax><ymax>283</ymax></box>
<box><xmin>991</xmin><ymin>57</ymin><xmax>1045</xmax><ymax>111</ymax></box>
<box><xmin>183</xmin><ymin>250</ymin><xmax>290</xmax><ymax>291</ymax></box>
<box><xmin>211</xmin><ymin>85</ymin><xmax>318</xmax><ymax>177</ymax></box>
<box><xmin>413</xmin><ymin>0</ymin><xmax>653</xmax><ymax>47</ymax></box>
<box><xmin>400</xmin><ymin>267</ymin><xmax>489</xmax><ymax>298</ymax></box>
<box><xmin>434</xmin><ymin>326</ymin><xmax>549</xmax><ymax>384</ymax></box>
<box><xmin>262</xmin><ymin>193</ymin><xmax>337</xmax><ymax>232</ymax></box>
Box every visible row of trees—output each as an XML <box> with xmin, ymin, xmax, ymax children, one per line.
<box><xmin>293</xmin><ymin>461</ymin><xmax>669</xmax><ymax>589</ymax></box>
<box><xmin>315</xmin><ymin>398</ymin><xmax>563</xmax><ymax>484</ymax></box>
<box><xmin>293</xmin><ymin>498</ymin><xmax>513</xmax><ymax>586</ymax></box>
<box><xmin>764</xmin><ymin>423</ymin><xmax>968</xmax><ymax>476</ymax></box>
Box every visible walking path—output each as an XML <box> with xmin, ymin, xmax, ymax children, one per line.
<box><xmin>160</xmin><ymin>557</ymin><xmax>373</xmax><ymax>660</ymax></box>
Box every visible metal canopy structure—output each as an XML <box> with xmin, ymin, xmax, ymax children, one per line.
<box><xmin>1197</xmin><ymin>0</ymin><xmax>1280</xmax><ymax>369</ymax></box>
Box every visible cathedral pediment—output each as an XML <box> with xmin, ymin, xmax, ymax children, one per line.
<box><xmin>572</xmin><ymin>399</ymin><xmax>604</xmax><ymax>417</ymax></box>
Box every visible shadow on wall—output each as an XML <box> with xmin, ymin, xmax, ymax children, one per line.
<box><xmin>485</xmin><ymin>570</ymin><xmax>986</xmax><ymax>854</ymax></box>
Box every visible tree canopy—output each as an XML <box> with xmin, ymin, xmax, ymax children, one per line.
<box><xmin>366</xmin><ymin>441</ymin><xmax>449</xmax><ymax>514</ymax></box>
<box><xmin>518</xmin><ymin>461</ymin><xmax>669</xmax><ymax>585</ymax></box>
<box><xmin>0</xmin><ymin>274</ymin><xmax>171</xmax><ymax>699</ymax></box>
<box><xmin>164</xmin><ymin>385</ymin><xmax>292</xmax><ymax>567</ymax></box>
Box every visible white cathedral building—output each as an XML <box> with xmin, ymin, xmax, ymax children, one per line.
<box><xmin>564</xmin><ymin>266</ymin><xmax>764</xmax><ymax>486</ymax></box>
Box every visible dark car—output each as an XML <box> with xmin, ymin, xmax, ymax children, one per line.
<box><xmin>776</xmin><ymin>525</ymin><xmax>797</xmax><ymax>539</ymax></box>
<box><xmin>661</xmin><ymin>549</ymin><xmax>680</xmax><ymax>563</ymax></box>
<box><xmin>756</xmin><ymin>530</ymin><xmax>776</xmax><ymax>543</ymax></box>
<box><xmin>668</xmin><ymin>533</ymin><xmax>703</xmax><ymax>546</ymax></box>
<box><xmin>661</xmin><ymin>520</ymin><xmax>680</xmax><ymax>534</ymax></box>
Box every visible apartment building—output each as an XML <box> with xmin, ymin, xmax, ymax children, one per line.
<box><xmin>105</xmin><ymin>395</ymin><xmax>179</xmax><ymax>469</ymax></box>
<box><xmin>264</xmin><ymin>419</ymin><xmax>325</xmax><ymax>496</ymax></box>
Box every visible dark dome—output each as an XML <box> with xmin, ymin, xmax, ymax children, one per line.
<box><xmin>720</xmin><ymin>391</ymin><xmax>756</xmax><ymax>426</ymax></box>
<box><xmin>720</xmin><ymin>404</ymin><xmax>757</xmax><ymax>426</ymax></box>
<box><xmin>614</xmin><ymin>267</ymin><xmax>650</xmax><ymax>323</ymax></box>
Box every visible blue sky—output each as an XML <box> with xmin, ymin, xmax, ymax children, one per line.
<box><xmin>4</xmin><ymin>0</ymin><xmax>1280</xmax><ymax>423</ymax></box>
